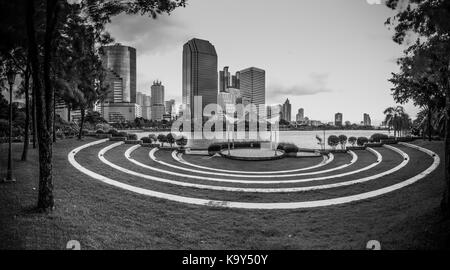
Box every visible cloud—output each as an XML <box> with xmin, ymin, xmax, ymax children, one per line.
<box><xmin>267</xmin><ymin>73</ymin><xmax>333</xmax><ymax>103</ymax></box>
<box><xmin>106</xmin><ymin>13</ymin><xmax>192</xmax><ymax>55</ymax></box>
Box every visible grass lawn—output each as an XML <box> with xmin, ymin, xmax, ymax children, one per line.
<box><xmin>0</xmin><ymin>138</ymin><xmax>449</xmax><ymax>249</ymax></box>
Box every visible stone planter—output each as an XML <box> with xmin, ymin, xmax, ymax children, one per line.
<box><xmin>110</xmin><ymin>137</ymin><xmax>127</xmax><ymax>142</ymax></box>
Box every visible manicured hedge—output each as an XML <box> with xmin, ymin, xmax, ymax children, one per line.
<box><xmin>142</xmin><ymin>137</ymin><xmax>152</xmax><ymax>144</ymax></box>
<box><xmin>127</xmin><ymin>134</ymin><xmax>138</xmax><ymax>140</ymax></box>
<box><xmin>277</xmin><ymin>143</ymin><xmax>299</xmax><ymax>153</ymax></box>
<box><xmin>370</xmin><ymin>133</ymin><xmax>389</xmax><ymax>143</ymax></box>
<box><xmin>96</xmin><ymin>129</ymin><xmax>105</xmax><ymax>134</ymax></box>
<box><xmin>357</xmin><ymin>137</ymin><xmax>369</xmax><ymax>146</ymax></box>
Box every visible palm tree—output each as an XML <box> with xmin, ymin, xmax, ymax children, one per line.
<box><xmin>384</xmin><ymin>106</ymin><xmax>406</xmax><ymax>137</ymax></box>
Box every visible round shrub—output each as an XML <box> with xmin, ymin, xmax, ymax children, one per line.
<box><xmin>370</xmin><ymin>133</ymin><xmax>388</xmax><ymax>143</ymax></box>
<box><xmin>96</xmin><ymin>129</ymin><xmax>105</xmax><ymax>134</ymax></box>
<box><xmin>277</xmin><ymin>143</ymin><xmax>299</xmax><ymax>153</ymax></box>
<box><xmin>208</xmin><ymin>144</ymin><xmax>222</xmax><ymax>155</ymax></box>
<box><xmin>338</xmin><ymin>135</ymin><xmax>348</xmax><ymax>149</ymax></box>
<box><xmin>327</xmin><ymin>135</ymin><xmax>340</xmax><ymax>149</ymax></box>
<box><xmin>148</xmin><ymin>134</ymin><xmax>157</xmax><ymax>142</ymax></box>
<box><xmin>127</xmin><ymin>134</ymin><xmax>138</xmax><ymax>140</ymax></box>
<box><xmin>357</xmin><ymin>136</ymin><xmax>369</xmax><ymax>146</ymax></box>
<box><xmin>107</xmin><ymin>129</ymin><xmax>119</xmax><ymax>136</ymax></box>
<box><xmin>141</xmin><ymin>137</ymin><xmax>152</xmax><ymax>144</ymax></box>
<box><xmin>348</xmin><ymin>137</ymin><xmax>357</xmax><ymax>146</ymax></box>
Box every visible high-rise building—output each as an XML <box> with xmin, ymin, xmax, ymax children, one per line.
<box><xmin>281</xmin><ymin>99</ymin><xmax>292</xmax><ymax>122</ymax></box>
<box><xmin>231</xmin><ymin>71</ymin><xmax>240</xmax><ymax>89</ymax></box>
<box><xmin>335</xmin><ymin>112</ymin><xmax>343</xmax><ymax>127</ymax></box>
<box><xmin>219</xmin><ymin>66</ymin><xmax>231</xmax><ymax>92</ymax></box>
<box><xmin>182</xmin><ymin>38</ymin><xmax>218</xmax><ymax>122</ymax></box>
<box><xmin>363</xmin><ymin>113</ymin><xmax>372</xmax><ymax>126</ymax></box>
<box><xmin>101</xmin><ymin>43</ymin><xmax>136</xmax><ymax>103</ymax></box>
<box><xmin>296</xmin><ymin>108</ymin><xmax>304</xmax><ymax>122</ymax></box>
<box><xmin>217</xmin><ymin>88</ymin><xmax>241</xmax><ymax>118</ymax></box>
<box><xmin>165</xmin><ymin>99</ymin><xmax>176</xmax><ymax>120</ymax></box>
<box><xmin>239</xmin><ymin>67</ymin><xmax>265</xmax><ymax>108</ymax></box>
<box><xmin>151</xmin><ymin>81</ymin><xmax>165</xmax><ymax>121</ymax></box>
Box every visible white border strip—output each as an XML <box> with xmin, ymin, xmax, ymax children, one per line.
<box><xmin>123</xmin><ymin>146</ymin><xmax>381</xmax><ymax>184</ymax></box>
<box><xmin>68</xmin><ymin>140</ymin><xmax>439</xmax><ymax>209</ymax></box>
<box><xmin>176</xmin><ymin>151</ymin><xmax>334</xmax><ymax>174</ymax></box>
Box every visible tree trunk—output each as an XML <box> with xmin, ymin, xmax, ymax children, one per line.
<box><xmin>67</xmin><ymin>103</ymin><xmax>71</xmax><ymax>122</ymax></box>
<box><xmin>428</xmin><ymin>106</ymin><xmax>433</xmax><ymax>141</ymax></box>
<box><xmin>442</xmin><ymin>61</ymin><xmax>450</xmax><ymax>216</ymax></box>
<box><xmin>26</xmin><ymin>0</ymin><xmax>60</xmax><ymax>211</ymax></box>
<box><xmin>52</xmin><ymin>91</ymin><xmax>56</xmax><ymax>143</ymax></box>
<box><xmin>31</xmin><ymin>78</ymin><xmax>36</xmax><ymax>149</ymax></box>
<box><xmin>21</xmin><ymin>65</ymin><xmax>31</xmax><ymax>161</ymax></box>
<box><xmin>78</xmin><ymin>107</ymin><xmax>85</xmax><ymax>140</ymax></box>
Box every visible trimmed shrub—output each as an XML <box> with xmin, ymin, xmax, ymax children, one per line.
<box><xmin>167</xmin><ymin>133</ymin><xmax>176</xmax><ymax>147</ymax></box>
<box><xmin>370</xmin><ymin>133</ymin><xmax>389</xmax><ymax>143</ymax></box>
<box><xmin>357</xmin><ymin>136</ymin><xmax>369</xmax><ymax>146</ymax></box>
<box><xmin>157</xmin><ymin>134</ymin><xmax>167</xmax><ymax>146</ymax></box>
<box><xmin>107</xmin><ymin>129</ymin><xmax>119</xmax><ymax>136</ymax></box>
<box><xmin>208</xmin><ymin>144</ymin><xmax>222</xmax><ymax>155</ymax></box>
<box><xmin>127</xmin><ymin>134</ymin><xmax>138</xmax><ymax>140</ymax></box>
<box><xmin>141</xmin><ymin>137</ymin><xmax>152</xmax><ymax>144</ymax></box>
<box><xmin>113</xmin><ymin>131</ymin><xmax>128</xmax><ymax>138</ymax></box>
<box><xmin>348</xmin><ymin>136</ymin><xmax>357</xmax><ymax>146</ymax></box>
<box><xmin>277</xmin><ymin>143</ymin><xmax>299</xmax><ymax>153</ymax></box>
<box><xmin>96</xmin><ymin>129</ymin><xmax>105</xmax><ymax>134</ymax></box>
<box><xmin>327</xmin><ymin>135</ymin><xmax>340</xmax><ymax>149</ymax></box>
<box><xmin>338</xmin><ymin>135</ymin><xmax>348</xmax><ymax>149</ymax></box>
<box><xmin>148</xmin><ymin>134</ymin><xmax>157</xmax><ymax>142</ymax></box>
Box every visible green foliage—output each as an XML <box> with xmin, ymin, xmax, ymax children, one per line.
<box><xmin>148</xmin><ymin>134</ymin><xmax>157</xmax><ymax>143</ymax></box>
<box><xmin>208</xmin><ymin>144</ymin><xmax>222</xmax><ymax>154</ymax></box>
<box><xmin>348</xmin><ymin>137</ymin><xmax>357</xmax><ymax>146</ymax></box>
<box><xmin>176</xmin><ymin>136</ymin><xmax>188</xmax><ymax>147</ymax></box>
<box><xmin>127</xmin><ymin>134</ymin><xmax>138</xmax><ymax>141</ymax></box>
<box><xmin>357</xmin><ymin>137</ymin><xmax>369</xmax><ymax>146</ymax></box>
<box><xmin>277</xmin><ymin>143</ymin><xmax>299</xmax><ymax>153</ymax></box>
<box><xmin>370</xmin><ymin>133</ymin><xmax>389</xmax><ymax>143</ymax></box>
<box><xmin>157</xmin><ymin>134</ymin><xmax>167</xmax><ymax>146</ymax></box>
<box><xmin>327</xmin><ymin>135</ymin><xmax>340</xmax><ymax>149</ymax></box>
<box><xmin>338</xmin><ymin>135</ymin><xmax>348</xmax><ymax>149</ymax></box>
<box><xmin>141</xmin><ymin>137</ymin><xmax>152</xmax><ymax>144</ymax></box>
<box><xmin>166</xmin><ymin>133</ymin><xmax>175</xmax><ymax>146</ymax></box>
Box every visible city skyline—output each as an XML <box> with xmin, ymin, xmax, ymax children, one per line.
<box><xmin>106</xmin><ymin>0</ymin><xmax>418</xmax><ymax>125</ymax></box>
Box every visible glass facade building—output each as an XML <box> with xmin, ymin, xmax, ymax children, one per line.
<box><xmin>101</xmin><ymin>44</ymin><xmax>137</xmax><ymax>103</ymax></box>
<box><xmin>239</xmin><ymin>67</ymin><xmax>265</xmax><ymax>108</ymax></box>
<box><xmin>182</xmin><ymin>38</ymin><xmax>218</xmax><ymax>121</ymax></box>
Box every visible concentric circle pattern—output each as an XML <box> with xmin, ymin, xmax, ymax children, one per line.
<box><xmin>68</xmin><ymin>139</ymin><xmax>440</xmax><ymax>210</ymax></box>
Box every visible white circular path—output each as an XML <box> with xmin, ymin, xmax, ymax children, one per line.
<box><xmin>68</xmin><ymin>139</ymin><xmax>440</xmax><ymax>210</ymax></box>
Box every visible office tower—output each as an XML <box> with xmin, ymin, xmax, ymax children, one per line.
<box><xmin>219</xmin><ymin>66</ymin><xmax>231</xmax><ymax>92</ymax></box>
<box><xmin>101</xmin><ymin>43</ymin><xmax>136</xmax><ymax>103</ymax></box>
<box><xmin>231</xmin><ymin>71</ymin><xmax>240</xmax><ymax>89</ymax></box>
<box><xmin>363</xmin><ymin>113</ymin><xmax>372</xmax><ymax>126</ymax></box>
<box><xmin>165</xmin><ymin>99</ymin><xmax>176</xmax><ymax>119</ymax></box>
<box><xmin>182</xmin><ymin>38</ymin><xmax>218</xmax><ymax>122</ymax></box>
<box><xmin>335</xmin><ymin>112</ymin><xmax>343</xmax><ymax>127</ymax></box>
<box><xmin>296</xmin><ymin>108</ymin><xmax>304</xmax><ymax>122</ymax></box>
<box><xmin>281</xmin><ymin>99</ymin><xmax>292</xmax><ymax>122</ymax></box>
<box><xmin>143</xmin><ymin>95</ymin><xmax>151</xmax><ymax>120</ymax></box>
<box><xmin>239</xmin><ymin>67</ymin><xmax>265</xmax><ymax>108</ymax></box>
<box><xmin>151</xmin><ymin>81</ymin><xmax>165</xmax><ymax>121</ymax></box>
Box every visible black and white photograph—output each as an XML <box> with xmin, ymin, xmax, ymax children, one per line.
<box><xmin>0</xmin><ymin>0</ymin><xmax>450</xmax><ymax>256</ymax></box>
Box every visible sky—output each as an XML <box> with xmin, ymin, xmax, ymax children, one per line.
<box><xmin>106</xmin><ymin>0</ymin><xmax>417</xmax><ymax>125</ymax></box>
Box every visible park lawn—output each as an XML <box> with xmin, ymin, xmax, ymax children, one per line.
<box><xmin>0</xmin><ymin>138</ymin><xmax>449</xmax><ymax>250</ymax></box>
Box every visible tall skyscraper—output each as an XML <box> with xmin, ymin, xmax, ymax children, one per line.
<box><xmin>219</xmin><ymin>66</ymin><xmax>231</xmax><ymax>92</ymax></box>
<box><xmin>335</xmin><ymin>112</ymin><xmax>343</xmax><ymax>127</ymax></box>
<box><xmin>165</xmin><ymin>99</ymin><xmax>176</xmax><ymax>119</ymax></box>
<box><xmin>231</xmin><ymin>71</ymin><xmax>240</xmax><ymax>89</ymax></box>
<box><xmin>151</xmin><ymin>81</ymin><xmax>165</xmax><ymax>121</ymax></box>
<box><xmin>182</xmin><ymin>38</ymin><xmax>218</xmax><ymax>122</ymax></box>
<box><xmin>296</xmin><ymin>108</ymin><xmax>304</xmax><ymax>122</ymax></box>
<box><xmin>101</xmin><ymin>43</ymin><xmax>137</xmax><ymax>103</ymax></box>
<box><xmin>281</xmin><ymin>99</ymin><xmax>292</xmax><ymax>122</ymax></box>
<box><xmin>363</xmin><ymin>113</ymin><xmax>372</xmax><ymax>126</ymax></box>
<box><xmin>239</xmin><ymin>67</ymin><xmax>265</xmax><ymax>108</ymax></box>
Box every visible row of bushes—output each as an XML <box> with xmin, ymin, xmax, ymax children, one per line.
<box><xmin>207</xmin><ymin>141</ymin><xmax>263</xmax><ymax>154</ymax></box>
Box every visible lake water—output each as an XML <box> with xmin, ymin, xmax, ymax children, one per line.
<box><xmin>134</xmin><ymin>130</ymin><xmax>390</xmax><ymax>150</ymax></box>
